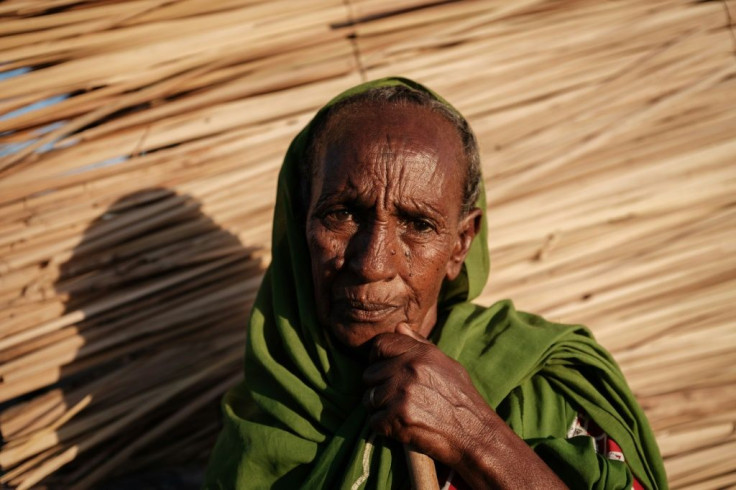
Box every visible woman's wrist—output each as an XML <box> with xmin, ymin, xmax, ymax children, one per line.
<box><xmin>452</xmin><ymin>403</ymin><xmax>508</xmax><ymax>488</ymax></box>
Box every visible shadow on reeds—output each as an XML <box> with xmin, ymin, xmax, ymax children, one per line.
<box><xmin>2</xmin><ymin>188</ymin><xmax>263</xmax><ymax>489</ymax></box>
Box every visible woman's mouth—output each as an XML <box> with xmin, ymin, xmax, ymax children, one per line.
<box><xmin>334</xmin><ymin>299</ymin><xmax>399</xmax><ymax>322</ymax></box>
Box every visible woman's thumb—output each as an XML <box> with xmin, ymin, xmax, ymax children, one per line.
<box><xmin>396</xmin><ymin>323</ymin><xmax>431</xmax><ymax>344</ymax></box>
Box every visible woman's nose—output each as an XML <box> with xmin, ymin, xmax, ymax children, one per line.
<box><xmin>347</xmin><ymin>221</ymin><xmax>399</xmax><ymax>282</ymax></box>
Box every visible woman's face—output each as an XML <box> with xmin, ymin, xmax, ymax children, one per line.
<box><xmin>306</xmin><ymin>103</ymin><xmax>481</xmax><ymax>350</ymax></box>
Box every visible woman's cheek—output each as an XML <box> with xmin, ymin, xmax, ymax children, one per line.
<box><xmin>312</xmin><ymin>230</ymin><xmax>347</xmax><ymax>276</ymax></box>
<box><xmin>408</xmin><ymin>243</ymin><xmax>453</xmax><ymax>299</ymax></box>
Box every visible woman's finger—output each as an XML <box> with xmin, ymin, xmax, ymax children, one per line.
<box><xmin>362</xmin><ymin>382</ymin><xmax>391</xmax><ymax>409</ymax></box>
<box><xmin>368</xmin><ymin>408</ymin><xmax>413</xmax><ymax>446</ymax></box>
<box><xmin>370</xmin><ymin>331</ymin><xmax>424</xmax><ymax>362</ymax></box>
<box><xmin>363</xmin><ymin>354</ymin><xmax>409</xmax><ymax>384</ymax></box>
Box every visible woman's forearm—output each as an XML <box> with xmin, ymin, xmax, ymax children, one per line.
<box><xmin>452</xmin><ymin>406</ymin><xmax>568</xmax><ymax>489</ymax></box>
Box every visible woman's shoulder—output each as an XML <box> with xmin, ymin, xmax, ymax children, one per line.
<box><xmin>484</xmin><ymin>299</ymin><xmax>595</xmax><ymax>335</ymax></box>
<box><xmin>444</xmin><ymin>298</ymin><xmax>598</xmax><ymax>354</ymax></box>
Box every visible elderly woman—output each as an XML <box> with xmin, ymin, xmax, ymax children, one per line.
<box><xmin>204</xmin><ymin>78</ymin><xmax>666</xmax><ymax>489</ymax></box>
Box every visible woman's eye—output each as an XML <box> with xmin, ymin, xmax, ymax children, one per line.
<box><xmin>326</xmin><ymin>209</ymin><xmax>353</xmax><ymax>222</ymax></box>
<box><xmin>409</xmin><ymin>219</ymin><xmax>434</xmax><ymax>233</ymax></box>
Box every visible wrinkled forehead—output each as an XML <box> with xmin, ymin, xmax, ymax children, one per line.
<box><xmin>315</xmin><ymin>102</ymin><xmax>465</xmax><ymax>175</ymax></box>
<box><xmin>309</xmin><ymin>102</ymin><xmax>467</xmax><ymax>211</ymax></box>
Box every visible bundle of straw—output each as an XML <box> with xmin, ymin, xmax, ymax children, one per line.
<box><xmin>0</xmin><ymin>0</ymin><xmax>734</xmax><ymax>488</ymax></box>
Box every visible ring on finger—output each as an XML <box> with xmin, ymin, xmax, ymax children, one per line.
<box><xmin>369</xmin><ymin>387</ymin><xmax>377</xmax><ymax>408</ymax></box>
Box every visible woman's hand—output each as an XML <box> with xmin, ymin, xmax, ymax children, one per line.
<box><xmin>363</xmin><ymin>323</ymin><xmax>493</xmax><ymax>466</ymax></box>
<box><xmin>363</xmin><ymin>324</ymin><xmax>568</xmax><ymax>489</ymax></box>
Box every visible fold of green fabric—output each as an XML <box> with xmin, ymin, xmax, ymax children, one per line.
<box><xmin>204</xmin><ymin>77</ymin><xmax>666</xmax><ymax>489</ymax></box>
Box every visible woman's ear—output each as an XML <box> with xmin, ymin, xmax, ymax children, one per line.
<box><xmin>445</xmin><ymin>207</ymin><xmax>483</xmax><ymax>281</ymax></box>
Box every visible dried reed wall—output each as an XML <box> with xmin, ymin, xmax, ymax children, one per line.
<box><xmin>0</xmin><ymin>0</ymin><xmax>734</xmax><ymax>488</ymax></box>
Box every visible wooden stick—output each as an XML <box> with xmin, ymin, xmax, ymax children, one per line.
<box><xmin>404</xmin><ymin>449</ymin><xmax>440</xmax><ymax>490</ymax></box>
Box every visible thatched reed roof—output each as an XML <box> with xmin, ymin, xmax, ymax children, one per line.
<box><xmin>0</xmin><ymin>0</ymin><xmax>734</xmax><ymax>488</ymax></box>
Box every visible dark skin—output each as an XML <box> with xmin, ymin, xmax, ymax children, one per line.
<box><xmin>306</xmin><ymin>102</ymin><xmax>567</xmax><ymax>489</ymax></box>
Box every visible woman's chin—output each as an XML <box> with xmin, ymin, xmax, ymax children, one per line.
<box><xmin>329</xmin><ymin>322</ymin><xmax>390</xmax><ymax>352</ymax></box>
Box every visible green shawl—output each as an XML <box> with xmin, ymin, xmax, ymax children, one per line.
<box><xmin>204</xmin><ymin>78</ymin><xmax>667</xmax><ymax>489</ymax></box>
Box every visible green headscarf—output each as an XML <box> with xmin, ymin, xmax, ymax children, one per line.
<box><xmin>204</xmin><ymin>78</ymin><xmax>666</xmax><ymax>489</ymax></box>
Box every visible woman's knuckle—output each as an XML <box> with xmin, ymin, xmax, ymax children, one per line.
<box><xmin>403</xmin><ymin>361</ymin><xmax>423</xmax><ymax>380</ymax></box>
